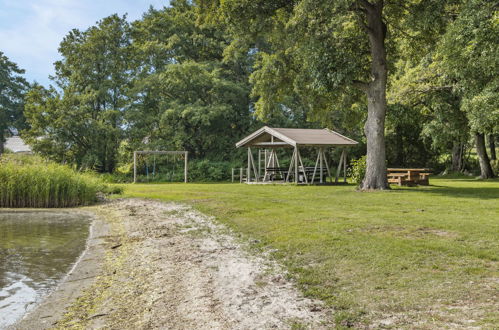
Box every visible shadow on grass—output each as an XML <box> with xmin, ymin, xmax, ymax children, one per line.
<box><xmin>396</xmin><ymin>184</ymin><xmax>499</xmax><ymax>200</ymax></box>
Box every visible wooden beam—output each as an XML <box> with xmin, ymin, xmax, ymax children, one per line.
<box><xmin>294</xmin><ymin>147</ymin><xmax>299</xmax><ymax>183</ymax></box>
<box><xmin>320</xmin><ymin>147</ymin><xmax>324</xmax><ymax>183</ymax></box>
<box><xmin>134</xmin><ymin>150</ymin><xmax>187</xmax><ymax>155</ymax></box>
<box><xmin>263</xmin><ymin>149</ymin><xmax>274</xmax><ymax>182</ymax></box>
<box><xmin>322</xmin><ymin>149</ymin><xmax>332</xmax><ymax>181</ymax></box>
<box><xmin>133</xmin><ymin>151</ymin><xmax>137</xmax><ymax>183</ymax></box>
<box><xmin>250</xmin><ymin>142</ymin><xmax>292</xmax><ymax>147</ymax></box>
<box><xmin>311</xmin><ymin>149</ymin><xmax>321</xmax><ymax>184</ymax></box>
<box><xmin>343</xmin><ymin>149</ymin><xmax>347</xmax><ymax>183</ymax></box>
<box><xmin>184</xmin><ymin>151</ymin><xmax>188</xmax><ymax>183</ymax></box>
<box><xmin>258</xmin><ymin>149</ymin><xmax>261</xmax><ymax>178</ymax></box>
<box><xmin>297</xmin><ymin>147</ymin><xmax>308</xmax><ymax>184</ymax></box>
<box><xmin>335</xmin><ymin>150</ymin><xmax>344</xmax><ymax>183</ymax></box>
<box><xmin>247</xmin><ymin>147</ymin><xmax>251</xmax><ymax>183</ymax></box>
<box><xmin>249</xmin><ymin>147</ymin><xmax>259</xmax><ymax>182</ymax></box>
<box><xmin>286</xmin><ymin>148</ymin><xmax>296</xmax><ymax>182</ymax></box>
<box><xmin>274</xmin><ymin>150</ymin><xmax>282</xmax><ymax>179</ymax></box>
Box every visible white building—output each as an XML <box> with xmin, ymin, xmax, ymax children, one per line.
<box><xmin>3</xmin><ymin>136</ymin><xmax>32</xmax><ymax>154</ymax></box>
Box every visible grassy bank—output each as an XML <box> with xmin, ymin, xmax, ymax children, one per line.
<box><xmin>123</xmin><ymin>177</ymin><xmax>499</xmax><ymax>328</ymax></box>
<box><xmin>0</xmin><ymin>155</ymin><xmax>107</xmax><ymax>207</ymax></box>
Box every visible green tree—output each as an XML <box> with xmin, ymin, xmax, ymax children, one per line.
<box><xmin>126</xmin><ymin>1</ymin><xmax>252</xmax><ymax>160</ymax></box>
<box><xmin>200</xmin><ymin>0</ymin><xmax>456</xmax><ymax>189</ymax></box>
<box><xmin>435</xmin><ymin>0</ymin><xmax>498</xmax><ymax>178</ymax></box>
<box><xmin>0</xmin><ymin>51</ymin><xmax>28</xmax><ymax>154</ymax></box>
<box><xmin>389</xmin><ymin>59</ymin><xmax>470</xmax><ymax>172</ymax></box>
<box><xmin>23</xmin><ymin>15</ymin><xmax>131</xmax><ymax>172</ymax></box>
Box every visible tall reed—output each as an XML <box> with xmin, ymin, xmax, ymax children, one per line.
<box><xmin>0</xmin><ymin>154</ymin><xmax>105</xmax><ymax>208</ymax></box>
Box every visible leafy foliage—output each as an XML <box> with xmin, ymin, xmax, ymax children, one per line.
<box><xmin>348</xmin><ymin>155</ymin><xmax>367</xmax><ymax>185</ymax></box>
<box><xmin>18</xmin><ymin>0</ymin><xmax>498</xmax><ymax>181</ymax></box>
<box><xmin>0</xmin><ymin>52</ymin><xmax>28</xmax><ymax>150</ymax></box>
<box><xmin>23</xmin><ymin>15</ymin><xmax>131</xmax><ymax>172</ymax></box>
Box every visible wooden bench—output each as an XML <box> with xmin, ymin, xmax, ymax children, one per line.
<box><xmin>387</xmin><ymin>168</ymin><xmax>432</xmax><ymax>186</ymax></box>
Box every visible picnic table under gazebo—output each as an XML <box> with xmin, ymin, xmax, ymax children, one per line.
<box><xmin>235</xmin><ymin>126</ymin><xmax>358</xmax><ymax>184</ymax></box>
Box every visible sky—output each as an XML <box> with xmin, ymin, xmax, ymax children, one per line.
<box><xmin>0</xmin><ymin>0</ymin><xmax>170</xmax><ymax>86</ymax></box>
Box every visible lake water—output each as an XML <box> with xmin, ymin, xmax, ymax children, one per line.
<box><xmin>0</xmin><ymin>211</ymin><xmax>91</xmax><ymax>329</ymax></box>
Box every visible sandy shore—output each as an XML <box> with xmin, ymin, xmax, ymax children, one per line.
<box><xmin>13</xmin><ymin>199</ymin><xmax>331</xmax><ymax>329</ymax></box>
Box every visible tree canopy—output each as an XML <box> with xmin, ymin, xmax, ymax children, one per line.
<box><xmin>0</xmin><ymin>51</ymin><xmax>28</xmax><ymax>153</ymax></box>
<box><xmin>18</xmin><ymin>0</ymin><xmax>498</xmax><ymax>180</ymax></box>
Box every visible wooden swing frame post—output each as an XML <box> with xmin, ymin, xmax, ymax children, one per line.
<box><xmin>133</xmin><ymin>150</ymin><xmax>189</xmax><ymax>183</ymax></box>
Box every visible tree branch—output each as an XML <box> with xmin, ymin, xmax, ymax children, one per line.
<box><xmin>357</xmin><ymin>0</ymin><xmax>375</xmax><ymax>11</ymax></box>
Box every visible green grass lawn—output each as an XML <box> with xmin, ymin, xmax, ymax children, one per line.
<box><xmin>122</xmin><ymin>177</ymin><xmax>499</xmax><ymax>328</ymax></box>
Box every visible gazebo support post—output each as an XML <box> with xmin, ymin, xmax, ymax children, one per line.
<box><xmin>311</xmin><ymin>150</ymin><xmax>321</xmax><ymax>184</ymax></box>
<box><xmin>320</xmin><ymin>147</ymin><xmax>324</xmax><ymax>183</ymax></box>
<box><xmin>296</xmin><ymin>147</ymin><xmax>308</xmax><ymax>184</ymax></box>
<box><xmin>249</xmin><ymin>147</ymin><xmax>259</xmax><ymax>182</ymax></box>
<box><xmin>133</xmin><ymin>151</ymin><xmax>137</xmax><ymax>183</ymax></box>
<box><xmin>247</xmin><ymin>147</ymin><xmax>251</xmax><ymax>183</ymax></box>
<box><xmin>286</xmin><ymin>148</ymin><xmax>296</xmax><ymax>182</ymax></box>
<box><xmin>322</xmin><ymin>149</ymin><xmax>332</xmax><ymax>182</ymax></box>
<box><xmin>343</xmin><ymin>149</ymin><xmax>347</xmax><ymax>183</ymax></box>
<box><xmin>258</xmin><ymin>149</ymin><xmax>261</xmax><ymax>178</ymax></box>
<box><xmin>263</xmin><ymin>149</ymin><xmax>274</xmax><ymax>182</ymax></box>
<box><xmin>294</xmin><ymin>146</ymin><xmax>299</xmax><ymax>184</ymax></box>
<box><xmin>274</xmin><ymin>150</ymin><xmax>282</xmax><ymax>179</ymax></box>
<box><xmin>335</xmin><ymin>149</ymin><xmax>345</xmax><ymax>183</ymax></box>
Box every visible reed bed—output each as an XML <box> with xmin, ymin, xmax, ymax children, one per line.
<box><xmin>0</xmin><ymin>155</ymin><xmax>105</xmax><ymax>208</ymax></box>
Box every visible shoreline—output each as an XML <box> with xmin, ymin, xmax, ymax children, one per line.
<box><xmin>11</xmin><ymin>199</ymin><xmax>330</xmax><ymax>329</ymax></box>
<box><xmin>11</xmin><ymin>209</ymin><xmax>110</xmax><ymax>330</ymax></box>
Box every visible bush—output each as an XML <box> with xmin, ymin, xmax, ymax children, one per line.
<box><xmin>188</xmin><ymin>160</ymin><xmax>233</xmax><ymax>182</ymax></box>
<box><xmin>491</xmin><ymin>159</ymin><xmax>499</xmax><ymax>175</ymax></box>
<box><xmin>0</xmin><ymin>154</ymin><xmax>115</xmax><ymax>208</ymax></box>
<box><xmin>129</xmin><ymin>159</ymin><xmax>240</xmax><ymax>183</ymax></box>
<box><xmin>348</xmin><ymin>156</ymin><xmax>367</xmax><ymax>185</ymax></box>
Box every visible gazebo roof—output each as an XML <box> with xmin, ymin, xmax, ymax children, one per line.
<box><xmin>236</xmin><ymin>126</ymin><xmax>358</xmax><ymax>148</ymax></box>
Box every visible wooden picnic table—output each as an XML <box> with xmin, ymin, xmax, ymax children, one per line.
<box><xmin>387</xmin><ymin>168</ymin><xmax>432</xmax><ymax>186</ymax></box>
<box><xmin>265</xmin><ymin>166</ymin><xmax>327</xmax><ymax>183</ymax></box>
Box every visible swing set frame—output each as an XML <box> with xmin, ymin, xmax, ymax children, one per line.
<box><xmin>133</xmin><ymin>150</ymin><xmax>188</xmax><ymax>183</ymax></box>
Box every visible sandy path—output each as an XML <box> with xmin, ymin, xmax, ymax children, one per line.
<box><xmin>17</xmin><ymin>199</ymin><xmax>330</xmax><ymax>329</ymax></box>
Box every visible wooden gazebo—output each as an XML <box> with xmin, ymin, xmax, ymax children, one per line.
<box><xmin>235</xmin><ymin>126</ymin><xmax>358</xmax><ymax>184</ymax></box>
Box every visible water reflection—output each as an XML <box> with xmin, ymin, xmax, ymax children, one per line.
<box><xmin>0</xmin><ymin>211</ymin><xmax>90</xmax><ymax>328</ymax></box>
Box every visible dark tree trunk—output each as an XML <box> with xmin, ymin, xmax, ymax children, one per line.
<box><xmin>360</xmin><ymin>1</ymin><xmax>389</xmax><ymax>190</ymax></box>
<box><xmin>475</xmin><ymin>132</ymin><xmax>495</xmax><ymax>179</ymax></box>
<box><xmin>489</xmin><ymin>134</ymin><xmax>496</xmax><ymax>161</ymax></box>
<box><xmin>0</xmin><ymin>135</ymin><xmax>5</xmax><ymax>155</ymax></box>
<box><xmin>395</xmin><ymin>126</ymin><xmax>404</xmax><ymax>166</ymax></box>
<box><xmin>451</xmin><ymin>141</ymin><xmax>463</xmax><ymax>172</ymax></box>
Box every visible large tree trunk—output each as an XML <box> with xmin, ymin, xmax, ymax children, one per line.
<box><xmin>360</xmin><ymin>1</ymin><xmax>389</xmax><ymax>190</ymax></box>
<box><xmin>475</xmin><ymin>132</ymin><xmax>494</xmax><ymax>179</ymax></box>
<box><xmin>489</xmin><ymin>134</ymin><xmax>496</xmax><ymax>161</ymax></box>
<box><xmin>451</xmin><ymin>141</ymin><xmax>463</xmax><ymax>172</ymax></box>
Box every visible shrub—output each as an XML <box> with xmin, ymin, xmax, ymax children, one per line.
<box><xmin>129</xmin><ymin>159</ymin><xmax>241</xmax><ymax>183</ymax></box>
<box><xmin>491</xmin><ymin>160</ymin><xmax>499</xmax><ymax>175</ymax></box>
<box><xmin>348</xmin><ymin>156</ymin><xmax>367</xmax><ymax>185</ymax></box>
<box><xmin>0</xmin><ymin>154</ymin><xmax>114</xmax><ymax>208</ymax></box>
